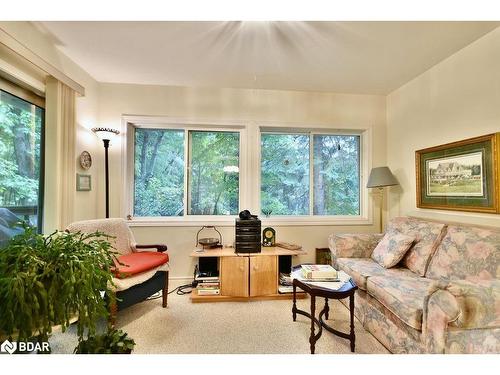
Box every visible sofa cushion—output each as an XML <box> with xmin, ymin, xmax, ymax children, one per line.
<box><xmin>387</xmin><ymin>217</ymin><xmax>447</xmax><ymax>276</ymax></box>
<box><xmin>367</xmin><ymin>275</ymin><xmax>441</xmax><ymax>330</ymax></box>
<box><xmin>371</xmin><ymin>231</ymin><xmax>415</xmax><ymax>268</ymax></box>
<box><xmin>336</xmin><ymin>258</ymin><xmax>418</xmax><ymax>290</ymax></box>
<box><xmin>426</xmin><ymin>225</ymin><xmax>500</xmax><ymax>281</ymax></box>
<box><xmin>329</xmin><ymin>233</ymin><xmax>384</xmax><ymax>259</ymax></box>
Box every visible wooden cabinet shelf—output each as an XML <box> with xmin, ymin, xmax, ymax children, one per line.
<box><xmin>190</xmin><ymin>247</ymin><xmax>307</xmax><ymax>303</ymax></box>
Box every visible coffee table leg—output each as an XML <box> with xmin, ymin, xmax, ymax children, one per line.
<box><xmin>324</xmin><ymin>298</ymin><xmax>329</xmax><ymax>320</ymax></box>
<box><xmin>292</xmin><ymin>283</ymin><xmax>297</xmax><ymax>322</ymax></box>
<box><xmin>309</xmin><ymin>294</ymin><xmax>316</xmax><ymax>354</ymax></box>
<box><xmin>349</xmin><ymin>294</ymin><xmax>355</xmax><ymax>352</ymax></box>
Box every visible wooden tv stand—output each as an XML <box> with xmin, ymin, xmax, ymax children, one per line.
<box><xmin>189</xmin><ymin>247</ymin><xmax>307</xmax><ymax>302</ymax></box>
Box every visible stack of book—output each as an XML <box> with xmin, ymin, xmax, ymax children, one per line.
<box><xmin>300</xmin><ymin>264</ymin><xmax>338</xmax><ymax>281</ymax></box>
<box><xmin>278</xmin><ymin>272</ymin><xmax>293</xmax><ymax>294</ymax></box>
<box><xmin>279</xmin><ymin>272</ymin><xmax>292</xmax><ymax>286</ymax></box>
<box><xmin>196</xmin><ymin>280</ymin><xmax>220</xmax><ymax>295</ymax></box>
<box><xmin>195</xmin><ymin>272</ymin><xmax>220</xmax><ymax>295</ymax></box>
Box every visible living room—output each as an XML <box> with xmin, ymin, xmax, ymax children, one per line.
<box><xmin>1</xmin><ymin>0</ymin><xmax>499</xmax><ymax>373</ymax></box>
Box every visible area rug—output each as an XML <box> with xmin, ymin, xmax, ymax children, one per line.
<box><xmin>49</xmin><ymin>283</ymin><xmax>388</xmax><ymax>354</ymax></box>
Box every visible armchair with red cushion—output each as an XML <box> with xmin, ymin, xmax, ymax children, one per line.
<box><xmin>66</xmin><ymin>218</ymin><xmax>170</xmax><ymax>315</ymax></box>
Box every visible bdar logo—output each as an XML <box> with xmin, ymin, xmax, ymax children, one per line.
<box><xmin>1</xmin><ymin>340</ymin><xmax>17</xmax><ymax>354</ymax></box>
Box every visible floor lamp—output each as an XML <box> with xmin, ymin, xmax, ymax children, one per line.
<box><xmin>92</xmin><ymin>127</ymin><xmax>120</xmax><ymax>218</ymax></box>
<box><xmin>367</xmin><ymin>166</ymin><xmax>399</xmax><ymax>233</ymax></box>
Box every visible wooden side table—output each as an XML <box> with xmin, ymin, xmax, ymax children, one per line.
<box><xmin>292</xmin><ymin>277</ymin><xmax>358</xmax><ymax>354</ymax></box>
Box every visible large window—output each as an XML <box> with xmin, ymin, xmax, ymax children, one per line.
<box><xmin>261</xmin><ymin>132</ymin><xmax>360</xmax><ymax>216</ymax></box>
<box><xmin>133</xmin><ymin>127</ymin><xmax>240</xmax><ymax>217</ymax></box>
<box><xmin>134</xmin><ymin>129</ymin><xmax>185</xmax><ymax>216</ymax></box>
<box><xmin>128</xmin><ymin>118</ymin><xmax>366</xmax><ymax>223</ymax></box>
<box><xmin>261</xmin><ymin>134</ymin><xmax>310</xmax><ymax>215</ymax></box>
<box><xmin>0</xmin><ymin>85</ymin><xmax>44</xmax><ymax>230</ymax></box>
<box><xmin>188</xmin><ymin>131</ymin><xmax>239</xmax><ymax>215</ymax></box>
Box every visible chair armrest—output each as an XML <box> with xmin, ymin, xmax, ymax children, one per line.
<box><xmin>135</xmin><ymin>244</ymin><xmax>168</xmax><ymax>253</ymax></box>
<box><xmin>445</xmin><ymin>279</ymin><xmax>500</xmax><ymax>329</ymax></box>
<box><xmin>328</xmin><ymin>233</ymin><xmax>383</xmax><ymax>260</ymax></box>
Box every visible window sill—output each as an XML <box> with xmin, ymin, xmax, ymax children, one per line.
<box><xmin>127</xmin><ymin>216</ymin><xmax>373</xmax><ymax>227</ymax></box>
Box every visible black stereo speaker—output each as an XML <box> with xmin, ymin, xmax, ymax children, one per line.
<box><xmin>235</xmin><ymin>214</ymin><xmax>261</xmax><ymax>253</ymax></box>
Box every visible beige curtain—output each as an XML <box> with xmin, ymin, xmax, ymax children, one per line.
<box><xmin>44</xmin><ymin>77</ymin><xmax>76</xmax><ymax>231</ymax></box>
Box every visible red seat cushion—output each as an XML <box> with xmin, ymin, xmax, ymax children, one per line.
<box><xmin>113</xmin><ymin>251</ymin><xmax>169</xmax><ymax>279</ymax></box>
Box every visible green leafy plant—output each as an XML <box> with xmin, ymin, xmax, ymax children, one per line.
<box><xmin>0</xmin><ymin>225</ymin><xmax>117</xmax><ymax>344</ymax></box>
<box><xmin>74</xmin><ymin>328</ymin><xmax>135</xmax><ymax>354</ymax></box>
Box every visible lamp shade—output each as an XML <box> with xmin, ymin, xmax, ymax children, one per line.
<box><xmin>366</xmin><ymin>166</ymin><xmax>399</xmax><ymax>188</ymax></box>
<box><xmin>91</xmin><ymin>127</ymin><xmax>120</xmax><ymax>141</ymax></box>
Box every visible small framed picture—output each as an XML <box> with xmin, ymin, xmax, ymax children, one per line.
<box><xmin>76</xmin><ymin>174</ymin><xmax>92</xmax><ymax>191</ymax></box>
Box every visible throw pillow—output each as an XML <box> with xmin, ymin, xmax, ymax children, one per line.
<box><xmin>371</xmin><ymin>231</ymin><xmax>415</xmax><ymax>268</ymax></box>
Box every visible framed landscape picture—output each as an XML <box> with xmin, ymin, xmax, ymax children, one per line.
<box><xmin>416</xmin><ymin>133</ymin><xmax>500</xmax><ymax>213</ymax></box>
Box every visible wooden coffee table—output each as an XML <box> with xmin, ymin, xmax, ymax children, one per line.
<box><xmin>292</xmin><ymin>277</ymin><xmax>358</xmax><ymax>354</ymax></box>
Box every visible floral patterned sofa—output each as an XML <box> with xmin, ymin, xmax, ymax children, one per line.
<box><xmin>329</xmin><ymin>216</ymin><xmax>500</xmax><ymax>354</ymax></box>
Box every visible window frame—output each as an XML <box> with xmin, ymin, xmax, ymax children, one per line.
<box><xmin>0</xmin><ymin>77</ymin><xmax>45</xmax><ymax>232</ymax></box>
<box><xmin>259</xmin><ymin>130</ymin><xmax>362</xmax><ymax>218</ymax></box>
<box><xmin>124</xmin><ymin>117</ymin><xmax>249</xmax><ymax>225</ymax></box>
<box><xmin>257</xmin><ymin>127</ymin><xmax>368</xmax><ymax>226</ymax></box>
<box><xmin>123</xmin><ymin>116</ymin><xmax>372</xmax><ymax>227</ymax></box>
<box><xmin>186</xmin><ymin>129</ymin><xmax>241</xmax><ymax>216</ymax></box>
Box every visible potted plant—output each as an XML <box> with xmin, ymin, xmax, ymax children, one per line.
<box><xmin>74</xmin><ymin>328</ymin><xmax>135</xmax><ymax>354</ymax></box>
<box><xmin>0</xmin><ymin>224</ymin><xmax>134</xmax><ymax>353</ymax></box>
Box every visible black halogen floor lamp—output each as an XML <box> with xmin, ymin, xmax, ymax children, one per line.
<box><xmin>367</xmin><ymin>166</ymin><xmax>399</xmax><ymax>233</ymax></box>
<box><xmin>92</xmin><ymin>127</ymin><xmax>120</xmax><ymax>218</ymax></box>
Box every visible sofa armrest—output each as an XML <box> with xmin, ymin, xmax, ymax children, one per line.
<box><xmin>445</xmin><ymin>279</ymin><xmax>500</xmax><ymax>329</ymax></box>
<box><xmin>135</xmin><ymin>244</ymin><xmax>168</xmax><ymax>253</ymax></box>
<box><xmin>423</xmin><ymin>280</ymin><xmax>500</xmax><ymax>353</ymax></box>
<box><xmin>423</xmin><ymin>289</ymin><xmax>460</xmax><ymax>353</ymax></box>
<box><xmin>328</xmin><ymin>233</ymin><xmax>383</xmax><ymax>260</ymax></box>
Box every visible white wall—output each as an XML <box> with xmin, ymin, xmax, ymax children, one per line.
<box><xmin>387</xmin><ymin>27</ymin><xmax>500</xmax><ymax>227</ymax></box>
<box><xmin>6</xmin><ymin>21</ymin><xmax>499</xmax><ymax>279</ymax></box>
<box><xmin>0</xmin><ymin>22</ymin><xmax>387</xmax><ymax>279</ymax></box>
<box><xmin>99</xmin><ymin>83</ymin><xmax>387</xmax><ymax>278</ymax></box>
<box><xmin>0</xmin><ymin>21</ymin><xmax>102</xmax><ymax>223</ymax></box>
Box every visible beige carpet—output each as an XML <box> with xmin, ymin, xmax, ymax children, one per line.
<box><xmin>49</xmin><ymin>282</ymin><xmax>388</xmax><ymax>354</ymax></box>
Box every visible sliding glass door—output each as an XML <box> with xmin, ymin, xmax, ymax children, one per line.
<box><xmin>0</xmin><ymin>82</ymin><xmax>44</xmax><ymax>232</ymax></box>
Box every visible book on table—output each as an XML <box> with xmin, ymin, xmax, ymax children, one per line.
<box><xmin>291</xmin><ymin>268</ymin><xmax>352</xmax><ymax>291</ymax></box>
<box><xmin>301</xmin><ymin>264</ymin><xmax>338</xmax><ymax>280</ymax></box>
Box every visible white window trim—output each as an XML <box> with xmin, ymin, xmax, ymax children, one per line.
<box><xmin>123</xmin><ymin>116</ymin><xmax>249</xmax><ymax>226</ymax></box>
<box><xmin>122</xmin><ymin>116</ymin><xmax>373</xmax><ymax>227</ymax></box>
<box><xmin>255</xmin><ymin>125</ymin><xmax>371</xmax><ymax>226</ymax></box>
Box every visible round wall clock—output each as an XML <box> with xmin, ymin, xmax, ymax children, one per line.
<box><xmin>79</xmin><ymin>151</ymin><xmax>92</xmax><ymax>170</ymax></box>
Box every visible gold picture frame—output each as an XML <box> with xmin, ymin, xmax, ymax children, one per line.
<box><xmin>415</xmin><ymin>133</ymin><xmax>500</xmax><ymax>214</ymax></box>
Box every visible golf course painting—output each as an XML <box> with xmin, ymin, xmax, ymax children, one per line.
<box><xmin>416</xmin><ymin>133</ymin><xmax>500</xmax><ymax>214</ymax></box>
<box><xmin>426</xmin><ymin>151</ymin><xmax>483</xmax><ymax>197</ymax></box>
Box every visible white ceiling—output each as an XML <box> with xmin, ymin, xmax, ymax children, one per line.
<box><xmin>36</xmin><ymin>21</ymin><xmax>499</xmax><ymax>95</ymax></box>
